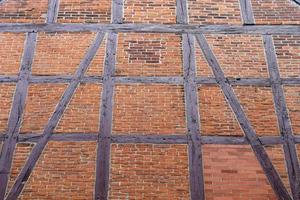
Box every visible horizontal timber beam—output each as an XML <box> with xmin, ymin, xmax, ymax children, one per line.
<box><xmin>2</xmin><ymin>75</ymin><xmax>300</xmax><ymax>86</ymax></box>
<box><xmin>0</xmin><ymin>133</ymin><xmax>293</xmax><ymax>145</ymax></box>
<box><xmin>0</xmin><ymin>23</ymin><xmax>299</xmax><ymax>34</ymax></box>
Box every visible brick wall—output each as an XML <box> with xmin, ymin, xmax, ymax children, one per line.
<box><xmin>0</xmin><ymin>0</ymin><xmax>300</xmax><ymax>199</ymax></box>
<box><xmin>16</xmin><ymin>142</ymin><xmax>97</xmax><ymax>200</ymax></box>
<box><xmin>203</xmin><ymin>144</ymin><xmax>289</xmax><ymax>199</ymax></box>
<box><xmin>109</xmin><ymin>144</ymin><xmax>190</xmax><ymax>199</ymax></box>
<box><xmin>0</xmin><ymin>84</ymin><xmax>16</xmax><ymax>132</ymax></box>
<box><xmin>188</xmin><ymin>0</ymin><xmax>241</xmax><ymax>25</ymax></box>
<box><xmin>273</xmin><ymin>35</ymin><xmax>300</xmax><ymax>78</ymax></box>
<box><xmin>196</xmin><ymin>34</ymin><xmax>268</xmax><ymax>78</ymax></box>
<box><xmin>199</xmin><ymin>85</ymin><xmax>279</xmax><ymax>136</ymax></box>
<box><xmin>32</xmin><ymin>32</ymin><xmax>105</xmax><ymax>76</ymax></box>
<box><xmin>0</xmin><ymin>33</ymin><xmax>25</xmax><ymax>75</ymax></box>
<box><xmin>0</xmin><ymin>0</ymin><xmax>47</xmax><ymax>23</ymax></box>
<box><xmin>57</xmin><ymin>0</ymin><xmax>111</xmax><ymax>23</ymax></box>
<box><xmin>113</xmin><ymin>84</ymin><xmax>186</xmax><ymax>134</ymax></box>
<box><xmin>123</xmin><ymin>0</ymin><xmax>176</xmax><ymax>24</ymax></box>
<box><xmin>284</xmin><ymin>86</ymin><xmax>300</xmax><ymax>134</ymax></box>
<box><xmin>116</xmin><ymin>33</ymin><xmax>182</xmax><ymax>76</ymax></box>
<box><xmin>251</xmin><ymin>0</ymin><xmax>300</xmax><ymax>24</ymax></box>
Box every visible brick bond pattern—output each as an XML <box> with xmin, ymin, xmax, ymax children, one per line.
<box><xmin>0</xmin><ymin>0</ymin><xmax>299</xmax><ymax>199</ymax></box>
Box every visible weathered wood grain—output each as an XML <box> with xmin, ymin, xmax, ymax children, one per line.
<box><xmin>182</xmin><ymin>34</ymin><xmax>205</xmax><ymax>200</ymax></box>
<box><xmin>239</xmin><ymin>0</ymin><xmax>255</xmax><ymax>24</ymax></box>
<box><xmin>46</xmin><ymin>0</ymin><xmax>60</xmax><ymax>23</ymax></box>
<box><xmin>0</xmin><ymin>24</ymin><xmax>299</xmax><ymax>34</ymax></box>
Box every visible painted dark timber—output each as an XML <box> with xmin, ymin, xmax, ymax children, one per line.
<box><xmin>176</xmin><ymin>0</ymin><xmax>205</xmax><ymax>196</ymax></box>
<box><xmin>0</xmin><ymin>23</ymin><xmax>300</xmax><ymax>34</ymax></box>
<box><xmin>46</xmin><ymin>0</ymin><xmax>60</xmax><ymax>23</ymax></box>
<box><xmin>293</xmin><ymin>0</ymin><xmax>300</xmax><ymax>5</ymax></box>
<box><xmin>182</xmin><ymin>34</ymin><xmax>205</xmax><ymax>200</ymax></box>
<box><xmin>239</xmin><ymin>0</ymin><xmax>255</xmax><ymax>25</ymax></box>
<box><xmin>3</xmin><ymin>75</ymin><xmax>300</xmax><ymax>86</ymax></box>
<box><xmin>0</xmin><ymin>133</ymin><xmax>291</xmax><ymax>145</ymax></box>
<box><xmin>5</xmin><ymin>32</ymin><xmax>105</xmax><ymax>200</ymax></box>
<box><xmin>263</xmin><ymin>35</ymin><xmax>300</xmax><ymax>200</ymax></box>
<box><xmin>95</xmin><ymin>32</ymin><xmax>118</xmax><ymax>200</ymax></box>
<box><xmin>0</xmin><ymin>32</ymin><xmax>37</xmax><ymax>200</ymax></box>
<box><xmin>95</xmin><ymin>0</ymin><xmax>123</xmax><ymax>198</ymax></box>
<box><xmin>195</xmin><ymin>34</ymin><xmax>292</xmax><ymax>200</ymax></box>
<box><xmin>0</xmin><ymin>75</ymin><xmax>18</xmax><ymax>83</ymax></box>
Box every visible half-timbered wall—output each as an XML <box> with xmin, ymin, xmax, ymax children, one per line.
<box><xmin>0</xmin><ymin>0</ymin><xmax>300</xmax><ymax>199</ymax></box>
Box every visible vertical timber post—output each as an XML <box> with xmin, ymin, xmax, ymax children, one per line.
<box><xmin>176</xmin><ymin>0</ymin><xmax>205</xmax><ymax>199</ymax></box>
<box><xmin>94</xmin><ymin>0</ymin><xmax>123</xmax><ymax>199</ymax></box>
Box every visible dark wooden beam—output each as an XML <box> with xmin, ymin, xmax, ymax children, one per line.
<box><xmin>176</xmin><ymin>0</ymin><xmax>205</xmax><ymax>196</ymax></box>
<box><xmin>292</xmin><ymin>0</ymin><xmax>300</xmax><ymax>5</ymax></box>
<box><xmin>195</xmin><ymin>34</ymin><xmax>292</xmax><ymax>200</ymax></box>
<box><xmin>2</xmin><ymin>75</ymin><xmax>300</xmax><ymax>86</ymax></box>
<box><xmin>95</xmin><ymin>0</ymin><xmax>123</xmax><ymax>199</ymax></box>
<box><xmin>182</xmin><ymin>34</ymin><xmax>205</xmax><ymax>200</ymax></box>
<box><xmin>0</xmin><ymin>32</ymin><xmax>37</xmax><ymax>200</ymax></box>
<box><xmin>0</xmin><ymin>75</ymin><xmax>18</xmax><ymax>83</ymax></box>
<box><xmin>0</xmin><ymin>133</ymin><xmax>290</xmax><ymax>145</ymax></box>
<box><xmin>5</xmin><ymin>32</ymin><xmax>105</xmax><ymax>200</ymax></box>
<box><xmin>263</xmin><ymin>34</ymin><xmax>300</xmax><ymax>200</ymax></box>
<box><xmin>0</xmin><ymin>24</ymin><xmax>299</xmax><ymax>34</ymax></box>
<box><xmin>239</xmin><ymin>0</ymin><xmax>255</xmax><ymax>25</ymax></box>
<box><xmin>46</xmin><ymin>0</ymin><xmax>60</xmax><ymax>23</ymax></box>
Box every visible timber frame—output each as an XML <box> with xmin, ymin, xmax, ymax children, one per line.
<box><xmin>0</xmin><ymin>0</ymin><xmax>300</xmax><ymax>199</ymax></box>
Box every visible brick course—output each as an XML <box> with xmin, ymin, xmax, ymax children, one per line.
<box><xmin>0</xmin><ymin>33</ymin><xmax>26</xmax><ymax>75</ymax></box>
<box><xmin>251</xmin><ymin>0</ymin><xmax>300</xmax><ymax>25</ymax></box>
<box><xmin>0</xmin><ymin>0</ymin><xmax>47</xmax><ymax>23</ymax></box>
<box><xmin>0</xmin><ymin>84</ymin><xmax>16</xmax><ymax>132</ymax></box>
<box><xmin>109</xmin><ymin>144</ymin><xmax>190</xmax><ymax>199</ymax></box>
<box><xmin>57</xmin><ymin>0</ymin><xmax>111</xmax><ymax>23</ymax></box>
<box><xmin>113</xmin><ymin>84</ymin><xmax>186</xmax><ymax>134</ymax></box>
<box><xmin>203</xmin><ymin>144</ymin><xmax>287</xmax><ymax>200</ymax></box>
<box><xmin>116</xmin><ymin>33</ymin><xmax>183</xmax><ymax>76</ymax></box>
<box><xmin>188</xmin><ymin>0</ymin><xmax>241</xmax><ymax>25</ymax></box>
<box><xmin>19</xmin><ymin>142</ymin><xmax>97</xmax><ymax>200</ymax></box>
<box><xmin>199</xmin><ymin>85</ymin><xmax>279</xmax><ymax>136</ymax></box>
<box><xmin>284</xmin><ymin>86</ymin><xmax>300</xmax><ymax>134</ymax></box>
<box><xmin>196</xmin><ymin>34</ymin><xmax>269</xmax><ymax>78</ymax></box>
<box><xmin>32</xmin><ymin>32</ymin><xmax>105</xmax><ymax>76</ymax></box>
<box><xmin>123</xmin><ymin>0</ymin><xmax>176</xmax><ymax>24</ymax></box>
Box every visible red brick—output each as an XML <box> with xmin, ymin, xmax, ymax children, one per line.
<box><xmin>0</xmin><ymin>0</ymin><xmax>47</xmax><ymax>23</ymax></box>
<box><xmin>203</xmin><ymin>145</ymin><xmax>277</xmax><ymax>200</ymax></box>
<box><xmin>113</xmin><ymin>84</ymin><xmax>186</xmax><ymax>134</ymax></box>
<box><xmin>109</xmin><ymin>144</ymin><xmax>190</xmax><ymax>199</ymax></box>
<box><xmin>55</xmin><ymin>83</ymin><xmax>102</xmax><ymax>133</ymax></box>
<box><xmin>252</xmin><ymin>0</ymin><xmax>300</xmax><ymax>25</ymax></box>
<box><xmin>188</xmin><ymin>0</ymin><xmax>241</xmax><ymax>25</ymax></box>
<box><xmin>273</xmin><ymin>35</ymin><xmax>300</xmax><ymax>78</ymax></box>
<box><xmin>0</xmin><ymin>84</ymin><xmax>16</xmax><ymax>132</ymax></box>
<box><xmin>195</xmin><ymin>34</ymin><xmax>269</xmax><ymax>78</ymax></box>
<box><xmin>123</xmin><ymin>0</ymin><xmax>176</xmax><ymax>24</ymax></box>
<box><xmin>0</xmin><ymin>33</ymin><xmax>26</xmax><ymax>75</ymax></box>
<box><xmin>21</xmin><ymin>84</ymin><xmax>67</xmax><ymax>133</ymax></box>
<box><xmin>284</xmin><ymin>86</ymin><xmax>300</xmax><ymax>134</ymax></box>
<box><xmin>199</xmin><ymin>86</ymin><xmax>279</xmax><ymax>136</ymax></box>
<box><xmin>116</xmin><ymin>33</ymin><xmax>183</xmax><ymax>76</ymax></box>
<box><xmin>57</xmin><ymin>0</ymin><xmax>111</xmax><ymax>23</ymax></box>
<box><xmin>32</xmin><ymin>32</ymin><xmax>105</xmax><ymax>76</ymax></box>
<box><xmin>19</xmin><ymin>142</ymin><xmax>97</xmax><ymax>200</ymax></box>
